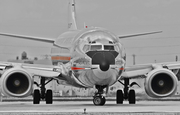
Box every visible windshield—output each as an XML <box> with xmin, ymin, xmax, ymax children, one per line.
<box><xmin>83</xmin><ymin>44</ymin><xmax>116</xmax><ymax>52</ymax></box>
<box><xmin>104</xmin><ymin>45</ymin><xmax>114</xmax><ymax>51</ymax></box>
<box><xmin>91</xmin><ymin>45</ymin><xmax>102</xmax><ymax>51</ymax></box>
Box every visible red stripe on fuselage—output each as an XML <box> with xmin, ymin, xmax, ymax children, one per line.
<box><xmin>119</xmin><ymin>68</ymin><xmax>124</xmax><ymax>70</ymax></box>
<box><xmin>71</xmin><ymin>67</ymin><xmax>85</xmax><ymax>70</ymax></box>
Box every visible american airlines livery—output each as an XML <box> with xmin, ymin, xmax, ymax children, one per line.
<box><xmin>0</xmin><ymin>0</ymin><xmax>178</xmax><ymax>106</ymax></box>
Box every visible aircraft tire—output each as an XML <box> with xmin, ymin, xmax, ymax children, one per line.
<box><xmin>128</xmin><ymin>89</ymin><xmax>136</xmax><ymax>104</ymax></box>
<box><xmin>116</xmin><ymin>90</ymin><xmax>123</xmax><ymax>104</ymax></box>
<box><xmin>93</xmin><ymin>96</ymin><xmax>106</xmax><ymax>106</ymax></box>
<box><xmin>46</xmin><ymin>89</ymin><xmax>53</xmax><ymax>104</ymax></box>
<box><xmin>33</xmin><ymin>89</ymin><xmax>40</xmax><ymax>104</ymax></box>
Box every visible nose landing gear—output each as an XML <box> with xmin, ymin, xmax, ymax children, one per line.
<box><xmin>93</xmin><ymin>85</ymin><xmax>106</xmax><ymax>106</ymax></box>
<box><xmin>93</xmin><ymin>94</ymin><xmax>106</xmax><ymax>105</ymax></box>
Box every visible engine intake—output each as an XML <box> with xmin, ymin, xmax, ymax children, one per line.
<box><xmin>1</xmin><ymin>67</ymin><xmax>33</xmax><ymax>97</ymax></box>
<box><xmin>145</xmin><ymin>68</ymin><xmax>178</xmax><ymax>98</ymax></box>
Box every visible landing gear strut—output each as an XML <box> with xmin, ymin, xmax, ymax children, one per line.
<box><xmin>93</xmin><ymin>85</ymin><xmax>106</xmax><ymax>106</ymax></box>
<box><xmin>33</xmin><ymin>77</ymin><xmax>53</xmax><ymax>104</ymax></box>
<box><xmin>116</xmin><ymin>78</ymin><xmax>139</xmax><ymax>104</ymax></box>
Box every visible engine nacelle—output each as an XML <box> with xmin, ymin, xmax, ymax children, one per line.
<box><xmin>145</xmin><ymin>68</ymin><xmax>178</xmax><ymax>98</ymax></box>
<box><xmin>1</xmin><ymin>67</ymin><xmax>33</xmax><ymax>97</ymax></box>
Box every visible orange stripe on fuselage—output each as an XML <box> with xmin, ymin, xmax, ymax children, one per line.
<box><xmin>51</xmin><ymin>56</ymin><xmax>71</xmax><ymax>61</ymax></box>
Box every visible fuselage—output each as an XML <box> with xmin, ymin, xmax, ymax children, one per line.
<box><xmin>54</xmin><ymin>27</ymin><xmax>126</xmax><ymax>88</ymax></box>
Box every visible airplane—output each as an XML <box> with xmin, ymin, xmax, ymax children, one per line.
<box><xmin>0</xmin><ymin>0</ymin><xmax>179</xmax><ymax>106</ymax></box>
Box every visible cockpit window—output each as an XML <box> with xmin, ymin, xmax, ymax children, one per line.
<box><xmin>83</xmin><ymin>45</ymin><xmax>90</xmax><ymax>52</ymax></box>
<box><xmin>83</xmin><ymin>44</ymin><xmax>116</xmax><ymax>52</ymax></box>
<box><xmin>104</xmin><ymin>45</ymin><xmax>114</xmax><ymax>51</ymax></box>
<box><xmin>91</xmin><ymin>45</ymin><xmax>102</xmax><ymax>51</ymax></box>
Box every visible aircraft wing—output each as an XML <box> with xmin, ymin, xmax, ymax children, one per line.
<box><xmin>0</xmin><ymin>61</ymin><xmax>63</xmax><ymax>78</ymax></box>
<box><xmin>118</xmin><ymin>31</ymin><xmax>162</xmax><ymax>39</ymax></box>
<box><xmin>21</xmin><ymin>64</ymin><xmax>62</xmax><ymax>78</ymax></box>
<box><xmin>122</xmin><ymin>61</ymin><xmax>180</xmax><ymax>79</ymax></box>
<box><xmin>0</xmin><ymin>61</ymin><xmax>71</xmax><ymax>99</ymax></box>
<box><xmin>0</xmin><ymin>32</ymin><xmax>55</xmax><ymax>43</ymax></box>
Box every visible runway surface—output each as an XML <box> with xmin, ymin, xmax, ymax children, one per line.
<box><xmin>0</xmin><ymin>100</ymin><xmax>180</xmax><ymax>114</ymax></box>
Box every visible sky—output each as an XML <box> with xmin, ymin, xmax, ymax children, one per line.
<box><xmin>0</xmin><ymin>0</ymin><xmax>180</xmax><ymax>65</ymax></box>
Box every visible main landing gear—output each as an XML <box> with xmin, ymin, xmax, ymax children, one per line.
<box><xmin>93</xmin><ymin>79</ymin><xmax>139</xmax><ymax>106</ymax></box>
<box><xmin>33</xmin><ymin>77</ymin><xmax>53</xmax><ymax>104</ymax></box>
<box><xmin>93</xmin><ymin>85</ymin><xmax>106</xmax><ymax>106</ymax></box>
<box><xmin>116</xmin><ymin>78</ymin><xmax>140</xmax><ymax>104</ymax></box>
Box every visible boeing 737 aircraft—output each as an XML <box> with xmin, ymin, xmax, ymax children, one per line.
<box><xmin>0</xmin><ymin>0</ymin><xmax>179</xmax><ymax>106</ymax></box>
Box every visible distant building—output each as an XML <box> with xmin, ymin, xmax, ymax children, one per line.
<box><xmin>8</xmin><ymin>52</ymin><xmax>52</xmax><ymax>65</ymax></box>
<box><xmin>21</xmin><ymin>51</ymin><xmax>28</xmax><ymax>60</ymax></box>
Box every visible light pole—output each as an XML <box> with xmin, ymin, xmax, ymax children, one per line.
<box><xmin>132</xmin><ymin>54</ymin><xmax>136</xmax><ymax>65</ymax></box>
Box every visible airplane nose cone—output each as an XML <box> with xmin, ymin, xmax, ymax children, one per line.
<box><xmin>99</xmin><ymin>60</ymin><xmax>109</xmax><ymax>71</ymax></box>
<box><xmin>86</xmin><ymin>51</ymin><xmax>118</xmax><ymax>71</ymax></box>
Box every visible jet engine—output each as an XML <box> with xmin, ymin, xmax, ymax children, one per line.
<box><xmin>1</xmin><ymin>67</ymin><xmax>33</xmax><ymax>97</ymax></box>
<box><xmin>145</xmin><ymin>68</ymin><xmax>178</xmax><ymax>98</ymax></box>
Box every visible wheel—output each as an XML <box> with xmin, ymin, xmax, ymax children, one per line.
<box><xmin>46</xmin><ymin>90</ymin><xmax>53</xmax><ymax>104</ymax></box>
<box><xmin>93</xmin><ymin>96</ymin><xmax>106</xmax><ymax>106</ymax></box>
<box><xmin>33</xmin><ymin>89</ymin><xmax>40</xmax><ymax>104</ymax></box>
<box><xmin>128</xmin><ymin>89</ymin><xmax>136</xmax><ymax>104</ymax></box>
<box><xmin>116</xmin><ymin>90</ymin><xmax>123</xmax><ymax>104</ymax></box>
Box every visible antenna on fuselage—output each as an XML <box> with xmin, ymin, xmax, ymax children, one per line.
<box><xmin>68</xmin><ymin>0</ymin><xmax>77</xmax><ymax>30</ymax></box>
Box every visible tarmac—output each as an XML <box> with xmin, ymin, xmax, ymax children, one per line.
<box><xmin>0</xmin><ymin>97</ymin><xmax>180</xmax><ymax>115</ymax></box>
